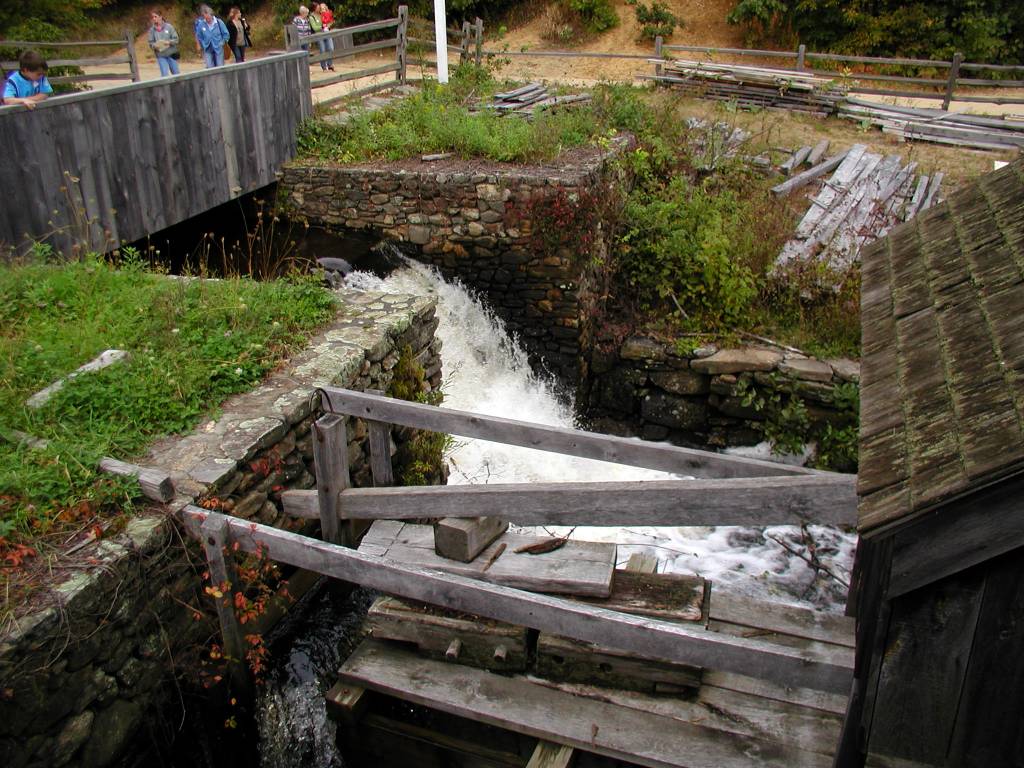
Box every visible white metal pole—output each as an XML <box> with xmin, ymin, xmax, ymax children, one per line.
<box><xmin>433</xmin><ymin>0</ymin><xmax>449</xmax><ymax>84</ymax></box>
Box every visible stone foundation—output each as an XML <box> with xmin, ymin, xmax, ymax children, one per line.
<box><xmin>587</xmin><ymin>336</ymin><xmax>860</xmax><ymax>451</ymax></box>
<box><xmin>0</xmin><ymin>288</ymin><xmax>441</xmax><ymax>768</ymax></box>
<box><xmin>280</xmin><ymin>137</ymin><xmax>633</xmax><ymax>382</ymax></box>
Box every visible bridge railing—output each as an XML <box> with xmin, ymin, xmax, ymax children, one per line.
<box><xmin>181</xmin><ymin>388</ymin><xmax>855</xmax><ymax>695</ymax></box>
<box><xmin>283</xmin><ymin>6</ymin><xmax>409</xmax><ymax>108</ymax></box>
<box><xmin>0</xmin><ymin>32</ymin><xmax>139</xmax><ymax>87</ymax></box>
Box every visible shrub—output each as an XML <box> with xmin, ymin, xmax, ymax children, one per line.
<box><xmin>566</xmin><ymin>0</ymin><xmax>619</xmax><ymax>33</ymax></box>
<box><xmin>631</xmin><ymin>0</ymin><xmax>681</xmax><ymax>40</ymax></box>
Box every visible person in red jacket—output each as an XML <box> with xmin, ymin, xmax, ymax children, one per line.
<box><xmin>317</xmin><ymin>3</ymin><xmax>335</xmax><ymax>72</ymax></box>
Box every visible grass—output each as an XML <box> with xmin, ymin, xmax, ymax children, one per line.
<box><xmin>0</xmin><ymin>255</ymin><xmax>336</xmax><ymax>549</ymax></box>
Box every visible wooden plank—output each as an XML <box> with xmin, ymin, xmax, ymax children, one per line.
<box><xmin>26</xmin><ymin>349</ymin><xmax>129</xmax><ymax>408</ymax></box>
<box><xmin>360</xmin><ymin>521</ymin><xmax>616</xmax><ymax>598</ymax></box>
<box><xmin>325</xmin><ymin>681</ymin><xmax>368</xmax><ymax>725</ymax></box>
<box><xmin>281</xmin><ymin>474</ymin><xmax>857</xmax><ymax>526</ymax></box>
<box><xmin>366</xmin><ymin>595</ymin><xmax>529</xmax><ymax>672</ymax></box>
<box><xmin>313</xmin><ymin>414</ymin><xmax>348</xmax><ymax>545</ymax></box>
<box><xmin>180</xmin><ymin>508</ymin><xmax>854</xmax><ymax>692</ymax></box>
<box><xmin>867</xmin><ymin>567</ymin><xmax>987</xmax><ymax>763</ymax></box>
<box><xmin>781</xmin><ymin>145</ymin><xmax>812</xmax><ymax>175</ymax></box>
<box><xmin>626</xmin><ymin>552</ymin><xmax>658</xmax><ymax>574</ymax></box>
<box><xmin>709</xmin><ymin>591</ymin><xmax>855</xmax><ymax>648</ymax></box>
<box><xmin>319</xmin><ymin>390</ymin><xmax>830</xmax><ymax>479</ymax></box>
<box><xmin>434</xmin><ymin>517</ymin><xmax>509</xmax><ymax>562</ymax></box>
<box><xmin>771</xmin><ymin>152</ymin><xmax>846</xmax><ymax>196</ymax></box>
<box><xmin>199</xmin><ymin>515</ymin><xmax>251</xmax><ymax>695</ymax></box>
<box><xmin>341</xmin><ymin>640</ymin><xmax>833</xmax><ymax>768</ymax></box>
<box><xmin>527</xmin><ymin>742</ymin><xmax>573</xmax><ymax>768</ymax></box>
<box><xmin>805</xmin><ymin>139</ymin><xmax>830</xmax><ymax>166</ymax></box>
<box><xmin>98</xmin><ymin>457</ymin><xmax>174</xmax><ymax>502</ymax></box>
<box><xmin>367</xmin><ymin>419</ymin><xmax>394</xmax><ymax>487</ymax></box>
<box><xmin>310</xmin><ymin>62</ymin><xmax>401</xmax><ymax>89</ymax></box>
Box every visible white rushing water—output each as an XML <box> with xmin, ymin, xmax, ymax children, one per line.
<box><xmin>346</xmin><ymin>259</ymin><xmax>856</xmax><ymax>611</ymax></box>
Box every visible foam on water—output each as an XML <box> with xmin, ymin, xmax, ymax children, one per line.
<box><xmin>345</xmin><ymin>258</ymin><xmax>856</xmax><ymax>610</ymax></box>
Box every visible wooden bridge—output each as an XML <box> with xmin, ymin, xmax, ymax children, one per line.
<box><xmin>0</xmin><ymin>52</ymin><xmax>311</xmax><ymax>258</ymax></box>
<box><xmin>182</xmin><ymin>388</ymin><xmax>857</xmax><ymax>766</ymax></box>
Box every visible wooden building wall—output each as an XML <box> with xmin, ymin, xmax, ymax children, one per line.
<box><xmin>0</xmin><ymin>52</ymin><xmax>312</xmax><ymax>257</ymax></box>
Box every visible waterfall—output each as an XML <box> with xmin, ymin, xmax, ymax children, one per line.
<box><xmin>346</xmin><ymin>256</ymin><xmax>857</xmax><ymax>611</ymax></box>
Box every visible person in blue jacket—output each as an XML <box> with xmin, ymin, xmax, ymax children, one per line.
<box><xmin>194</xmin><ymin>4</ymin><xmax>230</xmax><ymax>68</ymax></box>
<box><xmin>3</xmin><ymin>50</ymin><xmax>53</xmax><ymax>109</ymax></box>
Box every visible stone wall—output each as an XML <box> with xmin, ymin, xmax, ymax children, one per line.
<box><xmin>587</xmin><ymin>336</ymin><xmax>860</xmax><ymax>451</ymax></box>
<box><xmin>0</xmin><ymin>289</ymin><xmax>441</xmax><ymax>768</ymax></box>
<box><xmin>280</xmin><ymin>137</ymin><xmax>633</xmax><ymax>382</ymax></box>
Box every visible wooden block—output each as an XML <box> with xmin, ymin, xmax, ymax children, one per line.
<box><xmin>325</xmin><ymin>681</ymin><xmax>368</xmax><ymax>725</ymax></box>
<box><xmin>366</xmin><ymin>595</ymin><xmax>529</xmax><ymax>672</ymax></box>
<box><xmin>99</xmin><ymin>457</ymin><xmax>174</xmax><ymax>502</ymax></box>
<box><xmin>359</xmin><ymin>521</ymin><xmax>616</xmax><ymax>598</ymax></box>
<box><xmin>340</xmin><ymin>640</ymin><xmax>834</xmax><ymax>768</ymax></box>
<box><xmin>626</xmin><ymin>552</ymin><xmax>658</xmax><ymax>574</ymax></box>
<box><xmin>527</xmin><ymin>741</ymin><xmax>574</xmax><ymax>768</ymax></box>
<box><xmin>434</xmin><ymin>517</ymin><xmax>509</xmax><ymax>562</ymax></box>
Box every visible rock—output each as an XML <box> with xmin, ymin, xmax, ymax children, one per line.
<box><xmin>690</xmin><ymin>348</ymin><xmax>782</xmax><ymax>374</ymax></box>
<box><xmin>712</xmin><ymin>396</ymin><xmax>764</xmax><ymax>420</ymax></box>
<box><xmin>827</xmin><ymin>357</ymin><xmax>860</xmax><ymax>383</ymax></box>
<box><xmin>649</xmin><ymin>370</ymin><xmax>709</xmax><ymax>396</ymax></box>
<box><xmin>691</xmin><ymin>344</ymin><xmax>718</xmax><ymax>359</ymax></box>
<box><xmin>52</xmin><ymin>711</ymin><xmax>94</xmax><ymax>767</ymax></box>
<box><xmin>620</xmin><ymin>337</ymin><xmax>666</xmax><ymax>362</ymax></box>
<box><xmin>641</xmin><ymin>392</ymin><xmax>708</xmax><ymax>431</ymax></box>
<box><xmin>466</xmin><ymin>222</ymin><xmax>485</xmax><ymax>237</ymax></box>
<box><xmin>407</xmin><ymin>225</ymin><xmax>431</xmax><ymax>245</ymax></box>
<box><xmin>81</xmin><ymin>699</ymin><xmax>143</xmax><ymax>767</ymax></box>
<box><xmin>778</xmin><ymin>356</ymin><xmax>834</xmax><ymax>382</ymax></box>
<box><xmin>596</xmin><ymin>369</ymin><xmax>642</xmax><ymax>413</ymax></box>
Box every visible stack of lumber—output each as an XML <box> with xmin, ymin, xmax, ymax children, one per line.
<box><xmin>837</xmin><ymin>97</ymin><xmax>1024</xmax><ymax>152</ymax></box>
<box><xmin>486</xmin><ymin>83</ymin><xmax>591</xmax><ymax>116</ymax></box>
<box><xmin>775</xmin><ymin>144</ymin><xmax>941</xmax><ymax>273</ymax></box>
<box><xmin>646</xmin><ymin>60</ymin><xmax>845</xmax><ymax>115</ymax></box>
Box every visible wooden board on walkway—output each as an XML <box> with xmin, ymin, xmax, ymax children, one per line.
<box><xmin>359</xmin><ymin>520</ymin><xmax>617</xmax><ymax>598</ymax></box>
<box><xmin>340</xmin><ymin>640</ymin><xmax>834</xmax><ymax>768</ymax></box>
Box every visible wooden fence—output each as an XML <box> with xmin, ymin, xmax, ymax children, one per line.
<box><xmin>406</xmin><ymin>16</ymin><xmax>484</xmax><ymax>69</ymax></box>
<box><xmin>0</xmin><ymin>52</ymin><xmax>312</xmax><ymax>258</ymax></box>
<box><xmin>283</xmin><ymin>6</ymin><xmax>409</xmax><ymax>108</ymax></box>
<box><xmin>479</xmin><ymin>34</ymin><xmax>1024</xmax><ymax>108</ymax></box>
<box><xmin>0</xmin><ymin>33</ymin><xmax>139</xmax><ymax>87</ymax></box>
<box><xmin>184</xmin><ymin>388</ymin><xmax>856</xmax><ymax>696</ymax></box>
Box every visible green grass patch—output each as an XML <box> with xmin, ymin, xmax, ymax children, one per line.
<box><xmin>0</xmin><ymin>257</ymin><xmax>336</xmax><ymax>543</ymax></box>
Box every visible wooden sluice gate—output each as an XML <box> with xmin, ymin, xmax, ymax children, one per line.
<box><xmin>182</xmin><ymin>388</ymin><xmax>857</xmax><ymax>767</ymax></box>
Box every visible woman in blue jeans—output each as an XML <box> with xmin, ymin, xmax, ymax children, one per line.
<box><xmin>194</xmin><ymin>4</ymin><xmax>230</xmax><ymax>68</ymax></box>
<box><xmin>227</xmin><ymin>7</ymin><xmax>252</xmax><ymax>63</ymax></box>
<box><xmin>147</xmin><ymin>10</ymin><xmax>180</xmax><ymax>77</ymax></box>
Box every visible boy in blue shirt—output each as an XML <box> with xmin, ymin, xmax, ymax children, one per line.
<box><xmin>3</xmin><ymin>51</ymin><xmax>53</xmax><ymax>109</ymax></box>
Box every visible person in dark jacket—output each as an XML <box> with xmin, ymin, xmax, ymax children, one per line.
<box><xmin>226</xmin><ymin>7</ymin><xmax>252</xmax><ymax>63</ymax></box>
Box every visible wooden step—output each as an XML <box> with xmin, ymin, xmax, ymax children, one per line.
<box><xmin>340</xmin><ymin>639</ymin><xmax>834</xmax><ymax>768</ymax></box>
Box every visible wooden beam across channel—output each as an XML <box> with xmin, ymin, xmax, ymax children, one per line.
<box><xmin>281</xmin><ymin>474</ymin><xmax>857</xmax><ymax>527</ymax></box>
<box><xmin>339</xmin><ymin>640</ymin><xmax>833</xmax><ymax>768</ymax></box>
<box><xmin>178</xmin><ymin>508</ymin><xmax>854</xmax><ymax>693</ymax></box>
<box><xmin>318</xmin><ymin>387</ymin><xmax>831</xmax><ymax>479</ymax></box>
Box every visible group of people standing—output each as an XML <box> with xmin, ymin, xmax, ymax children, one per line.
<box><xmin>292</xmin><ymin>4</ymin><xmax>337</xmax><ymax>72</ymax></box>
<box><xmin>147</xmin><ymin>5</ymin><xmax>252</xmax><ymax>77</ymax></box>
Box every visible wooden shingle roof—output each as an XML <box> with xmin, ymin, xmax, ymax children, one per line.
<box><xmin>858</xmin><ymin>159</ymin><xmax>1024</xmax><ymax>534</ymax></box>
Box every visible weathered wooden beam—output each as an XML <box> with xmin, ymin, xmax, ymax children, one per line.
<box><xmin>281</xmin><ymin>474</ymin><xmax>858</xmax><ymax>527</ymax></box>
<box><xmin>771</xmin><ymin>152</ymin><xmax>847</xmax><ymax>197</ymax></box>
<box><xmin>27</xmin><ymin>349</ymin><xmax>129</xmax><ymax>408</ymax></box>
<box><xmin>318</xmin><ymin>388</ymin><xmax>823</xmax><ymax>479</ymax></box>
<box><xmin>313</xmin><ymin>414</ymin><xmax>348</xmax><ymax>545</ymax></box>
<box><xmin>99</xmin><ymin>457</ymin><xmax>174</xmax><ymax>502</ymax></box>
<box><xmin>179</xmin><ymin>508</ymin><xmax>854</xmax><ymax>693</ymax></box>
<box><xmin>434</xmin><ymin>517</ymin><xmax>509</xmax><ymax>562</ymax></box>
<box><xmin>199</xmin><ymin>515</ymin><xmax>252</xmax><ymax>696</ymax></box>
<box><xmin>527</xmin><ymin>741</ymin><xmax>574</xmax><ymax>768</ymax></box>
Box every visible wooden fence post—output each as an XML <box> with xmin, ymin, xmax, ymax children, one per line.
<box><xmin>124</xmin><ymin>30</ymin><xmax>140</xmax><ymax>82</ymax></box>
<box><xmin>313</xmin><ymin>413</ymin><xmax>350</xmax><ymax>545</ymax></box>
<box><xmin>474</xmin><ymin>17</ymin><xmax>483</xmax><ymax>66</ymax></box>
<box><xmin>283</xmin><ymin>23</ymin><xmax>295</xmax><ymax>51</ymax></box>
<box><xmin>200</xmin><ymin>514</ymin><xmax>252</xmax><ymax>696</ymax></box>
<box><xmin>943</xmin><ymin>51</ymin><xmax>963</xmax><ymax>110</ymax></box>
<box><xmin>397</xmin><ymin>5</ymin><xmax>409</xmax><ymax>84</ymax></box>
<box><xmin>796</xmin><ymin>44</ymin><xmax>806</xmax><ymax>71</ymax></box>
<box><xmin>654</xmin><ymin>35</ymin><xmax>663</xmax><ymax>81</ymax></box>
<box><xmin>460</xmin><ymin>21</ymin><xmax>471</xmax><ymax>64</ymax></box>
<box><xmin>366</xmin><ymin>390</ymin><xmax>395</xmax><ymax>488</ymax></box>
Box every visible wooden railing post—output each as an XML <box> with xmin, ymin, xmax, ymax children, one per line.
<box><xmin>283</xmin><ymin>23</ymin><xmax>295</xmax><ymax>51</ymax></box>
<box><xmin>200</xmin><ymin>514</ymin><xmax>252</xmax><ymax>696</ymax></box>
<box><xmin>796</xmin><ymin>43</ymin><xmax>806</xmax><ymax>71</ymax></box>
<box><xmin>124</xmin><ymin>29</ymin><xmax>140</xmax><ymax>81</ymax></box>
<box><xmin>397</xmin><ymin>5</ymin><xmax>409</xmax><ymax>84</ymax></box>
<box><xmin>654</xmin><ymin>35</ymin><xmax>664</xmax><ymax>82</ymax></box>
<box><xmin>460</xmin><ymin>20</ymin><xmax>471</xmax><ymax>63</ymax></box>
<box><xmin>366</xmin><ymin>390</ymin><xmax>395</xmax><ymax>488</ymax></box>
<box><xmin>943</xmin><ymin>51</ymin><xmax>963</xmax><ymax>110</ymax></box>
<box><xmin>313</xmin><ymin>413</ymin><xmax>350</xmax><ymax>545</ymax></box>
<box><xmin>474</xmin><ymin>17</ymin><xmax>483</xmax><ymax>66</ymax></box>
